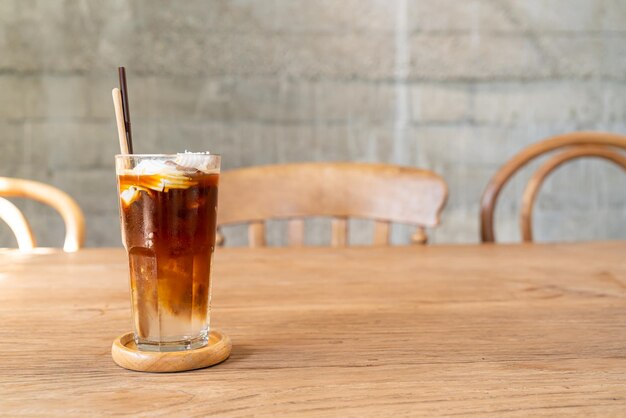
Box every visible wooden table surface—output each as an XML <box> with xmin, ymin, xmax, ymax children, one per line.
<box><xmin>1</xmin><ymin>242</ymin><xmax>626</xmax><ymax>416</ymax></box>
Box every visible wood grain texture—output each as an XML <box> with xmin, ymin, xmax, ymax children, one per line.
<box><xmin>480</xmin><ymin>131</ymin><xmax>626</xmax><ymax>243</ymax></box>
<box><xmin>0</xmin><ymin>176</ymin><xmax>86</xmax><ymax>252</ymax></box>
<box><xmin>111</xmin><ymin>330</ymin><xmax>231</xmax><ymax>373</ymax></box>
<box><xmin>1</xmin><ymin>243</ymin><xmax>626</xmax><ymax>416</ymax></box>
<box><xmin>218</xmin><ymin>162</ymin><xmax>448</xmax><ymax>247</ymax></box>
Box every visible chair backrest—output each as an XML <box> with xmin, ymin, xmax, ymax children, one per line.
<box><xmin>217</xmin><ymin>162</ymin><xmax>448</xmax><ymax>247</ymax></box>
<box><xmin>480</xmin><ymin>132</ymin><xmax>626</xmax><ymax>243</ymax></box>
<box><xmin>0</xmin><ymin>177</ymin><xmax>86</xmax><ymax>252</ymax></box>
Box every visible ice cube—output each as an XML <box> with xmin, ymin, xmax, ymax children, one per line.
<box><xmin>131</xmin><ymin>160</ymin><xmax>179</xmax><ymax>176</ymax></box>
<box><xmin>174</xmin><ymin>153</ymin><xmax>216</xmax><ymax>173</ymax></box>
<box><xmin>120</xmin><ymin>186</ymin><xmax>140</xmax><ymax>206</ymax></box>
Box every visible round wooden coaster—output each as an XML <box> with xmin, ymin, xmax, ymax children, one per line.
<box><xmin>111</xmin><ymin>330</ymin><xmax>231</xmax><ymax>373</ymax></box>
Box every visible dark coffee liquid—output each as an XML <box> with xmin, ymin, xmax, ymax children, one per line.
<box><xmin>118</xmin><ymin>172</ymin><xmax>218</xmax><ymax>346</ymax></box>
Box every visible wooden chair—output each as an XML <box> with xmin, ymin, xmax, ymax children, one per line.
<box><xmin>0</xmin><ymin>177</ymin><xmax>86</xmax><ymax>252</ymax></box>
<box><xmin>480</xmin><ymin>132</ymin><xmax>626</xmax><ymax>243</ymax></box>
<box><xmin>217</xmin><ymin>162</ymin><xmax>448</xmax><ymax>247</ymax></box>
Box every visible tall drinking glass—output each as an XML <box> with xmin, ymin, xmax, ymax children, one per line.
<box><xmin>115</xmin><ymin>153</ymin><xmax>220</xmax><ymax>352</ymax></box>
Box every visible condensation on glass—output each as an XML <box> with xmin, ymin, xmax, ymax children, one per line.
<box><xmin>115</xmin><ymin>154</ymin><xmax>220</xmax><ymax>352</ymax></box>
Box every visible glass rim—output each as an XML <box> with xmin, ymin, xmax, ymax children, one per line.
<box><xmin>115</xmin><ymin>153</ymin><xmax>221</xmax><ymax>158</ymax></box>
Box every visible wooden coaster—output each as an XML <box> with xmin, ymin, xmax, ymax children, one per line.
<box><xmin>111</xmin><ymin>330</ymin><xmax>231</xmax><ymax>373</ymax></box>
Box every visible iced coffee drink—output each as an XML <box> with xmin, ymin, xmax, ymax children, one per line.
<box><xmin>115</xmin><ymin>153</ymin><xmax>220</xmax><ymax>352</ymax></box>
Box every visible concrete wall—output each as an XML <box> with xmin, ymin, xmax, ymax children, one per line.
<box><xmin>0</xmin><ymin>0</ymin><xmax>625</xmax><ymax>247</ymax></box>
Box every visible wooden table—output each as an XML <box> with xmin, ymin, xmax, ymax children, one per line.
<box><xmin>1</xmin><ymin>242</ymin><xmax>626</xmax><ymax>416</ymax></box>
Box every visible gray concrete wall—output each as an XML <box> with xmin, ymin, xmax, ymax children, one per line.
<box><xmin>0</xmin><ymin>0</ymin><xmax>625</xmax><ymax>247</ymax></box>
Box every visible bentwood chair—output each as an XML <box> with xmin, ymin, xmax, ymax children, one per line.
<box><xmin>480</xmin><ymin>131</ymin><xmax>626</xmax><ymax>243</ymax></box>
<box><xmin>0</xmin><ymin>177</ymin><xmax>85</xmax><ymax>252</ymax></box>
<box><xmin>218</xmin><ymin>162</ymin><xmax>448</xmax><ymax>247</ymax></box>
